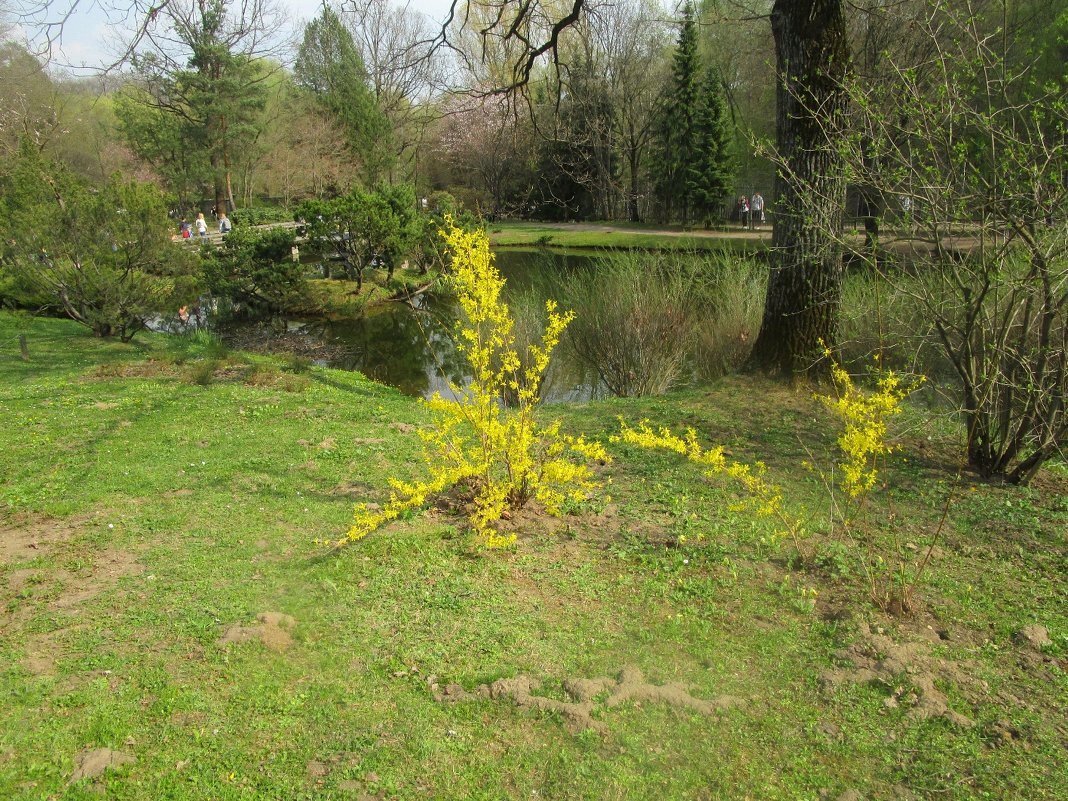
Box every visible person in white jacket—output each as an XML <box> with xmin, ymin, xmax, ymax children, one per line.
<box><xmin>751</xmin><ymin>192</ymin><xmax>765</xmax><ymax>228</ymax></box>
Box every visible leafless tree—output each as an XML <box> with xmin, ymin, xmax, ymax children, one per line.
<box><xmin>814</xmin><ymin>0</ymin><xmax>1068</xmax><ymax>483</ymax></box>
<box><xmin>0</xmin><ymin>40</ymin><xmax>63</xmax><ymax>158</ymax></box>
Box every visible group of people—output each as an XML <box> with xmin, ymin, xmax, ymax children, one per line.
<box><xmin>177</xmin><ymin>210</ymin><xmax>232</xmax><ymax>240</ymax></box>
<box><xmin>737</xmin><ymin>192</ymin><xmax>765</xmax><ymax>230</ymax></box>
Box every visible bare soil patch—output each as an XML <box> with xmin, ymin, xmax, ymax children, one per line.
<box><xmin>22</xmin><ymin>631</ymin><xmax>64</xmax><ymax>676</ymax></box>
<box><xmin>220</xmin><ymin>324</ymin><xmax>347</xmax><ymax>362</ymax></box>
<box><xmin>0</xmin><ymin>514</ymin><xmax>82</xmax><ymax>564</ymax></box>
<box><xmin>819</xmin><ymin>620</ymin><xmax>974</xmax><ymax>728</ymax></box>
<box><xmin>69</xmin><ymin>748</ymin><xmax>135</xmax><ymax>784</ymax></box>
<box><xmin>218</xmin><ymin>611</ymin><xmax>297</xmax><ymax>652</ymax></box>
<box><xmin>332</xmin><ymin>480</ymin><xmax>378</xmax><ymax>499</ymax></box>
<box><xmin>49</xmin><ymin>548</ymin><xmax>145</xmax><ymax>612</ymax></box>
<box><xmin>435</xmin><ymin>664</ymin><xmax>741</xmax><ymax>733</ymax></box>
<box><xmin>88</xmin><ymin>360</ymin><xmax>174</xmax><ymax>380</ymax></box>
<box><xmin>6</xmin><ymin>567</ymin><xmax>42</xmax><ymax>595</ymax></box>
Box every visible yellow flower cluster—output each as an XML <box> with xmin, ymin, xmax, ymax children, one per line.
<box><xmin>611</xmin><ymin>419</ymin><xmax>805</xmax><ymax>548</ymax></box>
<box><xmin>342</xmin><ymin>220</ymin><xmax>608</xmax><ymax>548</ymax></box>
<box><xmin>821</xmin><ymin>355</ymin><xmax>916</xmax><ymax>498</ymax></box>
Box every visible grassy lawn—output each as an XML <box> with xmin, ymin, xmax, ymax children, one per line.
<box><xmin>1</xmin><ymin>312</ymin><xmax>1066</xmax><ymax>800</ymax></box>
<box><xmin>487</xmin><ymin>221</ymin><xmax>764</xmax><ymax>252</ymax></box>
<box><xmin>305</xmin><ymin>263</ymin><xmax>438</xmax><ymax>318</ymax></box>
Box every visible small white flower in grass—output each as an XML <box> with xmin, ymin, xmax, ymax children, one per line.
<box><xmin>683</xmin><ymin>558</ymin><xmax>689</xmax><ymax>565</ymax></box>
<box><xmin>108</xmin><ymin>523</ymin><xmax>114</xmax><ymax>529</ymax></box>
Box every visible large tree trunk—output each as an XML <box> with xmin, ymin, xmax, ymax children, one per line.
<box><xmin>748</xmin><ymin>0</ymin><xmax>851</xmax><ymax>378</ymax></box>
<box><xmin>211</xmin><ymin>149</ymin><xmax>228</xmax><ymax>221</ymax></box>
<box><xmin>628</xmin><ymin>134</ymin><xmax>641</xmax><ymax>222</ymax></box>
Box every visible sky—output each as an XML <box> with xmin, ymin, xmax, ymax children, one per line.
<box><xmin>9</xmin><ymin>0</ymin><xmax>454</xmax><ymax>76</ymax></box>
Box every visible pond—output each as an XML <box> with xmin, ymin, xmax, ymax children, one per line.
<box><xmin>292</xmin><ymin>248</ymin><xmax>601</xmax><ymax>402</ymax></box>
<box><xmin>198</xmin><ymin>243</ymin><xmax>761</xmax><ymax>402</ymax></box>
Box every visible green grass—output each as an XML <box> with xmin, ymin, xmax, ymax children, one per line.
<box><xmin>305</xmin><ymin>263</ymin><xmax>438</xmax><ymax>317</ymax></box>
<box><xmin>1</xmin><ymin>312</ymin><xmax>1065</xmax><ymax>800</ymax></box>
<box><xmin>487</xmin><ymin>221</ymin><xmax>765</xmax><ymax>252</ymax></box>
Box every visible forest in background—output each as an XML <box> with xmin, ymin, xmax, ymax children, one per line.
<box><xmin>2</xmin><ymin>0</ymin><xmax>1054</xmax><ymax>227</ymax></box>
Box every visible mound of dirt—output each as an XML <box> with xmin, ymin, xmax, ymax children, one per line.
<box><xmin>435</xmin><ymin>665</ymin><xmax>741</xmax><ymax>733</ymax></box>
<box><xmin>819</xmin><ymin>620</ymin><xmax>974</xmax><ymax>728</ymax></box>
<box><xmin>218</xmin><ymin>612</ymin><xmax>296</xmax><ymax>652</ymax></box>
<box><xmin>69</xmin><ymin>748</ymin><xmax>135</xmax><ymax>783</ymax></box>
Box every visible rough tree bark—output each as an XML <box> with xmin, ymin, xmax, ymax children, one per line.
<box><xmin>748</xmin><ymin>0</ymin><xmax>851</xmax><ymax>378</ymax></box>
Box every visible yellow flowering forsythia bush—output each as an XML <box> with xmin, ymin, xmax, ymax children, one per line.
<box><xmin>820</xmin><ymin>356</ymin><xmax>927</xmax><ymax>611</ymax></box>
<box><xmin>820</xmin><ymin>355</ymin><xmax>916</xmax><ymax>500</ymax></box>
<box><xmin>614</xmin><ymin>357</ymin><xmax>917</xmax><ymax>574</ymax></box>
<box><xmin>342</xmin><ymin>221</ymin><xmax>609</xmax><ymax>548</ymax></box>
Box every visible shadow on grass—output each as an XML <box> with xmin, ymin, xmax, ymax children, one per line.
<box><xmin>308</xmin><ymin>370</ymin><xmax>382</xmax><ymax>397</ymax></box>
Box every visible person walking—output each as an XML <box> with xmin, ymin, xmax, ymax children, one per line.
<box><xmin>738</xmin><ymin>195</ymin><xmax>751</xmax><ymax>230</ymax></box>
<box><xmin>751</xmin><ymin>192</ymin><xmax>765</xmax><ymax>229</ymax></box>
<box><xmin>218</xmin><ymin>212</ymin><xmax>232</xmax><ymax>236</ymax></box>
<box><xmin>195</xmin><ymin>212</ymin><xmax>208</xmax><ymax>239</ymax></box>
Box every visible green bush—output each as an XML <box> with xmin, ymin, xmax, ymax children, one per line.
<box><xmin>296</xmin><ymin>184</ymin><xmax>422</xmax><ymax>287</ymax></box>
<box><xmin>0</xmin><ymin>145</ymin><xmax>199</xmax><ymax>341</ymax></box>
<box><xmin>181</xmin><ymin>359</ymin><xmax>220</xmax><ymax>386</ymax></box>
<box><xmin>201</xmin><ymin>226</ymin><xmax>310</xmax><ymax>318</ymax></box>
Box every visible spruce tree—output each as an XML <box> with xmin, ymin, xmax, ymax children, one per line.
<box><xmin>295</xmin><ymin>9</ymin><xmax>393</xmax><ymax>185</ymax></box>
<box><xmin>690</xmin><ymin>64</ymin><xmax>735</xmax><ymax>226</ymax></box>
<box><xmin>652</xmin><ymin>3</ymin><xmax>734</xmax><ymax>225</ymax></box>
<box><xmin>652</xmin><ymin>2</ymin><xmax>701</xmax><ymax>224</ymax></box>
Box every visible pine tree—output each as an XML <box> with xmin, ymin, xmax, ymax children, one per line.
<box><xmin>651</xmin><ymin>2</ymin><xmax>701</xmax><ymax>224</ymax></box>
<box><xmin>652</xmin><ymin>3</ymin><xmax>734</xmax><ymax>225</ymax></box>
<box><xmin>123</xmin><ymin>0</ymin><xmax>271</xmax><ymax>216</ymax></box>
<box><xmin>690</xmin><ymin>64</ymin><xmax>735</xmax><ymax>226</ymax></box>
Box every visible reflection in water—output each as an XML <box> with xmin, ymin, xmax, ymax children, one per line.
<box><xmin>304</xmin><ymin>294</ymin><xmax>467</xmax><ymax>399</ymax></box>
<box><xmin>200</xmin><ymin>246</ymin><xmax>748</xmax><ymax>402</ymax></box>
<box><xmin>302</xmin><ymin>248</ymin><xmax>602</xmax><ymax>402</ymax></box>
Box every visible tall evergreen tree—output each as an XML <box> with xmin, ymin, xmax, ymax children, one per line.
<box><xmin>651</xmin><ymin>3</ymin><xmax>734</xmax><ymax>225</ymax></box>
<box><xmin>690</xmin><ymin>64</ymin><xmax>735</xmax><ymax>225</ymax></box>
<box><xmin>295</xmin><ymin>8</ymin><xmax>393</xmax><ymax>185</ymax></box>
<box><xmin>651</xmin><ymin>2</ymin><xmax>701</xmax><ymax>224</ymax></box>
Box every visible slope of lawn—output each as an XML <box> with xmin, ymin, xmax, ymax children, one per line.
<box><xmin>1</xmin><ymin>311</ymin><xmax>1065</xmax><ymax>800</ymax></box>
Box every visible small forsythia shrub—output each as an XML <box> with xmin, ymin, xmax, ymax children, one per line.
<box><xmin>613</xmin><ymin>357</ymin><xmax>918</xmax><ymax>561</ymax></box>
<box><xmin>820</xmin><ymin>354</ymin><xmax>916</xmax><ymax>498</ymax></box>
<box><xmin>341</xmin><ymin>221</ymin><xmax>608</xmax><ymax>548</ymax></box>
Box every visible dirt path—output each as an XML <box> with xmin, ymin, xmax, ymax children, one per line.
<box><xmin>506</xmin><ymin>220</ymin><xmax>769</xmax><ymax>240</ymax></box>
